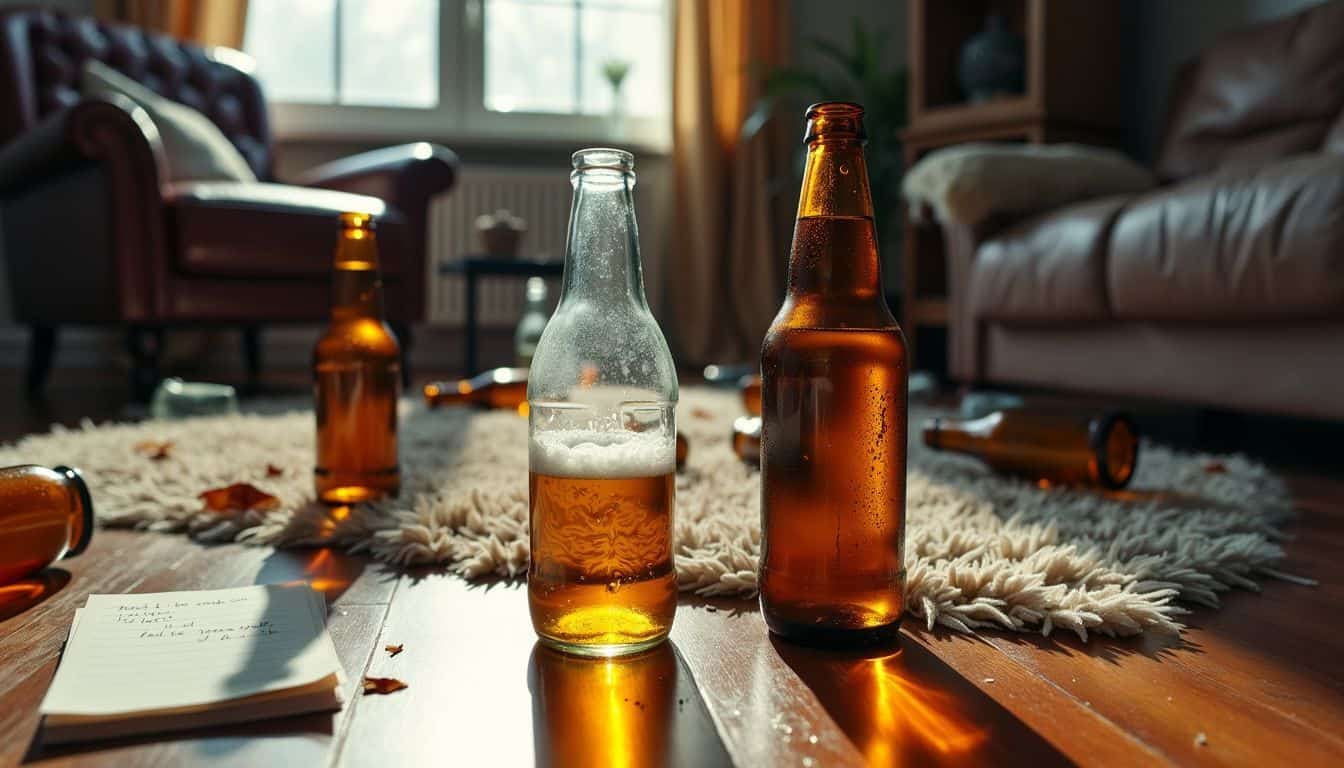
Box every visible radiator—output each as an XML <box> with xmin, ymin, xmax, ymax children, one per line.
<box><xmin>428</xmin><ymin>167</ymin><xmax>573</xmax><ymax>328</ymax></box>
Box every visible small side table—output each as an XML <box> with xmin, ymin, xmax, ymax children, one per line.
<box><xmin>438</xmin><ymin>256</ymin><xmax>564</xmax><ymax>374</ymax></box>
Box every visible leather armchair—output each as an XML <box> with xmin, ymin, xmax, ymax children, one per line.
<box><xmin>0</xmin><ymin>9</ymin><xmax>459</xmax><ymax>396</ymax></box>
<box><xmin>938</xmin><ymin>0</ymin><xmax>1344</xmax><ymax>421</ymax></box>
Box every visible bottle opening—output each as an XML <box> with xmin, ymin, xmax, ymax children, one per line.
<box><xmin>804</xmin><ymin>101</ymin><xmax>866</xmax><ymax>144</ymax></box>
<box><xmin>1090</xmin><ymin>412</ymin><xmax>1139</xmax><ymax>489</ymax></box>
<box><xmin>53</xmin><ymin>465</ymin><xmax>94</xmax><ymax>557</ymax></box>
<box><xmin>573</xmin><ymin>148</ymin><xmax>634</xmax><ymax>173</ymax></box>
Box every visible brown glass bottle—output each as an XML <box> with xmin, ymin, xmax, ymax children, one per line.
<box><xmin>924</xmin><ymin>410</ymin><xmax>1139</xmax><ymax>489</ymax></box>
<box><xmin>313</xmin><ymin>212</ymin><xmax>401</xmax><ymax>505</ymax></box>
<box><xmin>760</xmin><ymin>102</ymin><xmax>908</xmax><ymax>646</ymax></box>
<box><xmin>0</xmin><ymin>465</ymin><xmax>93</xmax><ymax>585</ymax></box>
<box><xmin>740</xmin><ymin>374</ymin><xmax>762</xmax><ymax>416</ymax></box>
<box><xmin>424</xmin><ymin>367</ymin><xmax>529</xmax><ymax>410</ymax></box>
<box><xmin>732</xmin><ymin>416</ymin><xmax>761</xmax><ymax>467</ymax></box>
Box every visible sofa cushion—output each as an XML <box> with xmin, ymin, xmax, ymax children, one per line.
<box><xmin>166</xmin><ymin>182</ymin><xmax>407</xmax><ymax>278</ymax></box>
<box><xmin>82</xmin><ymin>60</ymin><xmax>257</xmax><ymax>183</ymax></box>
<box><xmin>969</xmin><ymin>196</ymin><xmax>1130</xmax><ymax>322</ymax></box>
<box><xmin>1109</xmin><ymin>154</ymin><xmax>1344</xmax><ymax>321</ymax></box>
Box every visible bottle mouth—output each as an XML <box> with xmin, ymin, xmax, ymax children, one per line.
<box><xmin>572</xmin><ymin>148</ymin><xmax>635</xmax><ymax>174</ymax></box>
<box><xmin>1088</xmin><ymin>412</ymin><xmax>1140</xmax><ymax>489</ymax></box>
<box><xmin>339</xmin><ymin>211</ymin><xmax>377</xmax><ymax>231</ymax></box>
<box><xmin>804</xmin><ymin>101</ymin><xmax>866</xmax><ymax>144</ymax></box>
<box><xmin>53</xmin><ymin>465</ymin><xmax>94</xmax><ymax>557</ymax></box>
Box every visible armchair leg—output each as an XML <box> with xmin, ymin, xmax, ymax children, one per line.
<box><xmin>241</xmin><ymin>325</ymin><xmax>262</xmax><ymax>395</ymax></box>
<box><xmin>391</xmin><ymin>322</ymin><xmax>413</xmax><ymax>389</ymax></box>
<box><xmin>126</xmin><ymin>326</ymin><xmax>164</xmax><ymax>403</ymax></box>
<box><xmin>25</xmin><ymin>325</ymin><xmax>58</xmax><ymax>399</ymax></box>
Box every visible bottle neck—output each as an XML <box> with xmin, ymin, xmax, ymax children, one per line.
<box><xmin>332</xmin><ymin>229</ymin><xmax>384</xmax><ymax>321</ymax></box>
<box><xmin>557</xmin><ymin>170</ymin><xmax>648</xmax><ymax>311</ymax></box>
<box><xmin>923</xmin><ymin>415</ymin><xmax>996</xmax><ymax>456</ymax></box>
<box><xmin>53</xmin><ymin>465</ymin><xmax>94</xmax><ymax>558</ymax></box>
<box><xmin>787</xmin><ymin>138</ymin><xmax>883</xmax><ymax>300</ymax></box>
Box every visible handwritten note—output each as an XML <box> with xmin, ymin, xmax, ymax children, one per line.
<box><xmin>41</xmin><ymin>584</ymin><xmax>342</xmax><ymax>717</ymax></box>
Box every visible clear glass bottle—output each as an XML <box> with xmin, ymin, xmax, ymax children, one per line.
<box><xmin>527</xmin><ymin>148</ymin><xmax>679</xmax><ymax>657</ymax></box>
<box><xmin>0</xmin><ymin>465</ymin><xmax>93</xmax><ymax>585</ymax></box>
<box><xmin>313</xmin><ymin>212</ymin><xmax>401</xmax><ymax>505</ymax></box>
<box><xmin>514</xmin><ymin>277</ymin><xmax>550</xmax><ymax>367</ymax></box>
<box><xmin>760</xmin><ymin>103</ymin><xmax>908</xmax><ymax>646</ymax></box>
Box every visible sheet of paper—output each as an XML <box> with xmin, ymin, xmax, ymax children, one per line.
<box><xmin>40</xmin><ymin>583</ymin><xmax>342</xmax><ymax>716</ymax></box>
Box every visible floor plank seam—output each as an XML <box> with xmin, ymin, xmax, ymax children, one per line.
<box><xmin>327</xmin><ymin>576</ymin><xmax>403</xmax><ymax>768</ymax></box>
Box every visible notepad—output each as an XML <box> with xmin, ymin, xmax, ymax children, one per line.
<box><xmin>39</xmin><ymin>584</ymin><xmax>345</xmax><ymax>744</ymax></box>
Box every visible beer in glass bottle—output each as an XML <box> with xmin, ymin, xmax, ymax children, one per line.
<box><xmin>313</xmin><ymin>212</ymin><xmax>401</xmax><ymax>504</ymax></box>
<box><xmin>527</xmin><ymin>149</ymin><xmax>679</xmax><ymax>657</ymax></box>
<box><xmin>760</xmin><ymin>103</ymin><xmax>908</xmax><ymax>645</ymax></box>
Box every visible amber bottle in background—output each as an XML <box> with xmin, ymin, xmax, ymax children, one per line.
<box><xmin>424</xmin><ymin>368</ymin><xmax>529</xmax><ymax>410</ymax></box>
<box><xmin>0</xmin><ymin>465</ymin><xmax>93</xmax><ymax>585</ymax></box>
<box><xmin>760</xmin><ymin>102</ymin><xmax>908</xmax><ymax>645</ymax></box>
<box><xmin>739</xmin><ymin>374</ymin><xmax>762</xmax><ymax>416</ymax></box>
<box><xmin>924</xmin><ymin>410</ymin><xmax>1139</xmax><ymax>489</ymax></box>
<box><xmin>732</xmin><ymin>416</ymin><xmax>761</xmax><ymax>467</ymax></box>
<box><xmin>313</xmin><ymin>212</ymin><xmax>401</xmax><ymax>505</ymax></box>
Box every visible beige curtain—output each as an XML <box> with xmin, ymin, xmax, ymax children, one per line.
<box><xmin>96</xmin><ymin>0</ymin><xmax>250</xmax><ymax>49</ymax></box>
<box><xmin>668</xmin><ymin>0</ymin><xmax>791</xmax><ymax>366</ymax></box>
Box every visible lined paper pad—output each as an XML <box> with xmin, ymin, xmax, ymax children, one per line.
<box><xmin>40</xmin><ymin>584</ymin><xmax>344</xmax><ymax>741</ymax></box>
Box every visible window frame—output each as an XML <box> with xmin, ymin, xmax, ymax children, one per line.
<box><xmin>260</xmin><ymin>0</ymin><xmax>672</xmax><ymax>151</ymax></box>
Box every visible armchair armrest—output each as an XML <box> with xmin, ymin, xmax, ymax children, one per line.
<box><xmin>0</xmin><ymin>94</ymin><xmax>170</xmax><ymax>321</ymax></box>
<box><xmin>296</xmin><ymin>142</ymin><xmax>459</xmax><ymax>216</ymax></box>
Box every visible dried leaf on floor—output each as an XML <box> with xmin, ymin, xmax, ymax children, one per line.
<box><xmin>690</xmin><ymin>407</ymin><xmax>714</xmax><ymax>420</ymax></box>
<box><xmin>385</xmin><ymin>643</ymin><xmax>404</xmax><ymax>657</ymax></box>
<box><xmin>1203</xmin><ymin>461</ymin><xmax>1228</xmax><ymax>474</ymax></box>
<box><xmin>362</xmin><ymin>676</ymin><xmax>408</xmax><ymax>695</ymax></box>
<box><xmin>199</xmin><ymin>483</ymin><xmax>281</xmax><ymax>513</ymax></box>
<box><xmin>265</xmin><ymin>464</ymin><xmax>285</xmax><ymax>477</ymax></box>
<box><xmin>134</xmin><ymin>440</ymin><xmax>174</xmax><ymax>460</ymax></box>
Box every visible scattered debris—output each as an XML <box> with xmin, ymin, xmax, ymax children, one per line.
<box><xmin>362</xmin><ymin>676</ymin><xmax>408</xmax><ymax>695</ymax></box>
<box><xmin>199</xmin><ymin>483</ymin><xmax>281</xmax><ymax>513</ymax></box>
<box><xmin>134</xmin><ymin>440</ymin><xmax>174</xmax><ymax>460</ymax></box>
<box><xmin>385</xmin><ymin>643</ymin><xmax>404</xmax><ymax>657</ymax></box>
<box><xmin>983</xmin><ymin>677</ymin><xmax>995</xmax><ymax>683</ymax></box>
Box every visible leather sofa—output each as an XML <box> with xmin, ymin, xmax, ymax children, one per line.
<box><xmin>941</xmin><ymin>0</ymin><xmax>1344</xmax><ymax>422</ymax></box>
<box><xmin>0</xmin><ymin>9</ymin><xmax>459</xmax><ymax>396</ymax></box>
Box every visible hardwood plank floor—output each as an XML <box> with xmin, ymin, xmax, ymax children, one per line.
<box><xmin>1</xmin><ymin>368</ymin><xmax>1342</xmax><ymax>766</ymax></box>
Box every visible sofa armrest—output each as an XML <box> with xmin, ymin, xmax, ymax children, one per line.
<box><xmin>903</xmin><ymin>143</ymin><xmax>1154</xmax><ymax>229</ymax></box>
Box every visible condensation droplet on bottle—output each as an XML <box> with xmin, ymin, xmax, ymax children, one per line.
<box><xmin>839</xmin><ymin>164</ymin><xmax>849</xmax><ymax>175</ymax></box>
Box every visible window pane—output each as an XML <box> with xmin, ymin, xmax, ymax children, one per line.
<box><xmin>578</xmin><ymin>6</ymin><xmax>667</xmax><ymax>117</ymax></box>
<box><xmin>484</xmin><ymin>0</ymin><xmax>577</xmax><ymax>114</ymax></box>
<box><xmin>340</xmin><ymin>0</ymin><xmax>439</xmax><ymax>108</ymax></box>
<box><xmin>244</xmin><ymin>0</ymin><xmax>336</xmax><ymax>104</ymax></box>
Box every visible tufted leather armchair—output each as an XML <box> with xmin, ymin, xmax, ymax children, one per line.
<box><xmin>0</xmin><ymin>8</ymin><xmax>459</xmax><ymax>397</ymax></box>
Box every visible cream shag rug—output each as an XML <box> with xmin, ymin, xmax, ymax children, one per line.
<box><xmin>0</xmin><ymin>390</ymin><xmax>1304</xmax><ymax>641</ymax></box>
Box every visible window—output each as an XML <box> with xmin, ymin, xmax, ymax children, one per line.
<box><xmin>242</xmin><ymin>0</ymin><xmax>670</xmax><ymax>146</ymax></box>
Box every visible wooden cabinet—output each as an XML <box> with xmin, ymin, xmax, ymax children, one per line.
<box><xmin>901</xmin><ymin>0</ymin><xmax>1122</xmax><ymax>371</ymax></box>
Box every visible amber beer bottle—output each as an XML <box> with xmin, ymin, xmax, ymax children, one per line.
<box><xmin>313</xmin><ymin>212</ymin><xmax>401</xmax><ymax>505</ymax></box>
<box><xmin>760</xmin><ymin>102</ymin><xmax>908</xmax><ymax>645</ymax></box>
<box><xmin>423</xmin><ymin>368</ymin><xmax>529</xmax><ymax>410</ymax></box>
<box><xmin>0</xmin><ymin>465</ymin><xmax>94</xmax><ymax>585</ymax></box>
<box><xmin>923</xmin><ymin>410</ymin><xmax>1140</xmax><ymax>489</ymax></box>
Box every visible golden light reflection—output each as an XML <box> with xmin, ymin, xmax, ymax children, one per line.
<box><xmin>516</xmin><ymin>401</ymin><xmax>530</xmax><ymax>418</ymax></box>
<box><xmin>300</xmin><ymin>548</ymin><xmax>350</xmax><ymax>595</ymax></box>
<box><xmin>530</xmin><ymin>642</ymin><xmax>675</xmax><ymax>768</ymax></box>
<box><xmin>0</xmin><ymin>568</ymin><xmax>70</xmax><ymax>622</ymax></box>
<box><xmin>774</xmin><ymin>641</ymin><xmax>990</xmax><ymax>766</ymax></box>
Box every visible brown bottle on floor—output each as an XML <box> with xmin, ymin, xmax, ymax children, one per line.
<box><xmin>759</xmin><ymin>102</ymin><xmax>909</xmax><ymax>646</ymax></box>
<box><xmin>313</xmin><ymin>212</ymin><xmax>401</xmax><ymax>505</ymax></box>
<box><xmin>732</xmin><ymin>416</ymin><xmax>761</xmax><ymax>467</ymax></box>
<box><xmin>0</xmin><ymin>465</ymin><xmax>93</xmax><ymax>585</ymax></box>
<box><xmin>923</xmin><ymin>410</ymin><xmax>1139</xmax><ymax>489</ymax></box>
<box><xmin>740</xmin><ymin>374</ymin><xmax>761</xmax><ymax>416</ymax></box>
<box><xmin>424</xmin><ymin>368</ymin><xmax>529</xmax><ymax>410</ymax></box>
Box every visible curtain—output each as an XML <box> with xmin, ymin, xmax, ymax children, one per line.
<box><xmin>668</xmin><ymin>0</ymin><xmax>792</xmax><ymax>366</ymax></box>
<box><xmin>96</xmin><ymin>0</ymin><xmax>250</xmax><ymax>49</ymax></box>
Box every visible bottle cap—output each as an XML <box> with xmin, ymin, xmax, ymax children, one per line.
<box><xmin>52</xmin><ymin>465</ymin><xmax>94</xmax><ymax>557</ymax></box>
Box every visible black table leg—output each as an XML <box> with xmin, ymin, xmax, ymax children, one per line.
<box><xmin>464</xmin><ymin>267</ymin><xmax>479</xmax><ymax>376</ymax></box>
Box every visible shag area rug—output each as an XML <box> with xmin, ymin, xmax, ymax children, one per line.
<box><xmin>0</xmin><ymin>389</ymin><xmax>1305</xmax><ymax>641</ymax></box>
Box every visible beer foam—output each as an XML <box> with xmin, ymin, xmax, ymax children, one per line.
<box><xmin>530</xmin><ymin>429</ymin><xmax>675</xmax><ymax>478</ymax></box>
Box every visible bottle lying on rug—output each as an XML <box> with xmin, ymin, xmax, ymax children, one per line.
<box><xmin>423</xmin><ymin>368</ymin><xmax>529</xmax><ymax>411</ymax></box>
<box><xmin>0</xmin><ymin>465</ymin><xmax>93</xmax><ymax>585</ymax></box>
<box><xmin>922</xmin><ymin>409</ymin><xmax>1140</xmax><ymax>489</ymax></box>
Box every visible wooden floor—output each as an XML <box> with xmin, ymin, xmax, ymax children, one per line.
<box><xmin>1</xmin><ymin>368</ymin><xmax>1342</xmax><ymax>767</ymax></box>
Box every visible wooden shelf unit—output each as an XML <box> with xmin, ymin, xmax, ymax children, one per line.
<box><xmin>900</xmin><ymin>0</ymin><xmax>1122</xmax><ymax>372</ymax></box>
